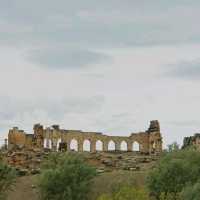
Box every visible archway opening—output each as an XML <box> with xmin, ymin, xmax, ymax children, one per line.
<box><xmin>83</xmin><ymin>139</ymin><xmax>91</xmax><ymax>152</ymax></box>
<box><xmin>120</xmin><ymin>141</ymin><xmax>127</xmax><ymax>151</ymax></box>
<box><xmin>70</xmin><ymin>139</ymin><xmax>78</xmax><ymax>151</ymax></box>
<box><xmin>43</xmin><ymin>138</ymin><xmax>52</xmax><ymax>149</ymax></box>
<box><xmin>133</xmin><ymin>141</ymin><xmax>140</xmax><ymax>151</ymax></box>
<box><xmin>43</xmin><ymin>138</ymin><xmax>47</xmax><ymax>148</ymax></box>
<box><xmin>108</xmin><ymin>140</ymin><xmax>116</xmax><ymax>151</ymax></box>
<box><xmin>96</xmin><ymin>140</ymin><xmax>103</xmax><ymax>151</ymax></box>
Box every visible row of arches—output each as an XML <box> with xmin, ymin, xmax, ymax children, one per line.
<box><xmin>44</xmin><ymin>139</ymin><xmax>140</xmax><ymax>152</ymax></box>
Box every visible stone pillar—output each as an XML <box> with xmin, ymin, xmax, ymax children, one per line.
<box><xmin>4</xmin><ymin>139</ymin><xmax>8</xmax><ymax>150</ymax></box>
<box><xmin>139</xmin><ymin>144</ymin><xmax>145</xmax><ymax>153</ymax></box>
<box><xmin>52</xmin><ymin>139</ymin><xmax>57</xmax><ymax>151</ymax></box>
<box><xmin>67</xmin><ymin>140</ymin><xmax>71</xmax><ymax>152</ymax></box>
<box><xmin>127</xmin><ymin>141</ymin><xmax>132</xmax><ymax>152</ymax></box>
<box><xmin>115</xmin><ymin>141</ymin><xmax>121</xmax><ymax>151</ymax></box>
<box><xmin>78</xmin><ymin>140</ymin><xmax>83</xmax><ymax>152</ymax></box>
<box><xmin>33</xmin><ymin>124</ymin><xmax>44</xmax><ymax>149</ymax></box>
<box><xmin>46</xmin><ymin>139</ymin><xmax>50</xmax><ymax>149</ymax></box>
<box><xmin>91</xmin><ymin>140</ymin><xmax>96</xmax><ymax>153</ymax></box>
<box><xmin>103</xmin><ymin>141</ymin><xmax>108</xmax><ymax>152</ymax></box>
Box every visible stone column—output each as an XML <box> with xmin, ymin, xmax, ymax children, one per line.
<box><xmin>115</xmin><ymin>141</ymin><xmax>121</xmax><ymax>151</ymax></box>
<box><xmin>91</xmin><ymin>140</ymin><xmax>96</xmax><ymax>153</ymax></box>
<box><xmin>52</xmin><ymin>139</ymin><xmax>57</xmax><ymax>151</ymax></box>
<box><xmin>78</xmin><ymin>140</ymin><xmax>83</xmax><ymax>152</ymax></box>
<box><xmin>46</xmin><ymin>139</ymin><xmax>50</xmax><ymax>149</ymax></box>
<box><xmin>4</xmin><ymin>139</ymin><xmax>8</xmax><ymax>150</ymax></box>
<box><xmin>67</xmin><ymin>140</ymin><xmax>71</xmax><ymax>152</ymax></box>
<box><xmin>103</xmin><ymin>141</ymin><xmax>108</xmax><ymax>152</ymax></box>
<box><xmin>127</xmin><ymin>141</ymin><xmax>132</xmax><ymax>152</ymax></box>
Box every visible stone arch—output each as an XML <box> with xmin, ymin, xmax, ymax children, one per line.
<box><xmin>70</xmin><ymin>139</ymin><xmax>78</xmax><ymax>151</ymax></box>
<box><xmin>120</xmin><ymin>140</ymin><xmax>128</xmax><ymax>151</ymax></box>
<box><xmin>56</xmin><ymin>138</ymin><xmax>62</xmax><ymax>151</ymax></box>
<box><xmin>133</xmin><ymin>141</ymin><xmax>140</xmax><ymax>151</ymax></box>
<box><xmin>96</xmin><ymin>140</ymin><xmax>103</xmax><ymax>151</ymax></box>
<box><xmin>83</xmin><ymin>139</ymin><xmax>91</xmax><ymax>152</ymax></box>
<box><xmin>108</xmin><ymin>140</ymin><xmax>116</xmax><ymax>151</ymax></box>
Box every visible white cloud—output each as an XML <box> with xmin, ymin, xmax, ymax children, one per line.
<box><xmin>1</xmin><ymin>1</ymin><xmax>200</xmax><ymax>148</ymax></box>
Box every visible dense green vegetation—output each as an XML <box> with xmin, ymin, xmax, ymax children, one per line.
<box><xmin>0</xmin><ymin>161</ymin><xmax>16</xmax><ymax>200</ymax></box>
<box><xmin>147</xmin><ymin>149</ymin><xmax>200</xmax><ymax>200</ymax></box>
<box><xmin>39</xmin><ymin>153</ymin><xmax>96</xmax><ymax>200</ymax></box>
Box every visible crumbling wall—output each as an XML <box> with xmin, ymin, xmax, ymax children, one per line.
<box><xmin>8</xmin><ymin>127</ymin><xmax>27</xmax><ymax>150</ymax></box>
<box><xmin>183</xmin><ymin>133</ymin><xmax>200</xmax><ymax>150</ymax></box>
<box><xmin>8</xmin><ymin>120</ymin><xmax>163</xmax><ymax>154</ymax></box>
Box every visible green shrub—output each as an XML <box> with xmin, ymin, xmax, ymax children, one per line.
<box><xmin>0</xmin><ymin>162</ymin><xmax>16</xmax><ymax>200</ymax></box>
<box><xmin>181</xmin><ymin>181</ymin><xmax>200</xmax><ymax>200</ymax></box>
<box><xmin>39</xmin><ymin>153</ymin><xmax>96</xmax><ymax>200</ymax></box>
<box><xmin>147</xmin><ymin>149</ymin><xmax>200</xmax><ymax>200</ymax></box>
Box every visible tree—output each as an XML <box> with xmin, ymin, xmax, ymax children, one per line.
<box><xmin>39</xmin><ymin>153</ymin><xmax>96</xmax><ymax>200</ymax></box>
<box><xmin>0</xmin><ymin>162</ymin><xmax>16</xmax><ymax>200</ymax></box>
<box><xmin>147</xmin><ymin>149</ymin><xmax>200</xmax><ymax>200</ymax></box>
<box><xmin>167</xmin><ymin>142</ymin><xmax>179</xmax><ymax>152</ymax></box>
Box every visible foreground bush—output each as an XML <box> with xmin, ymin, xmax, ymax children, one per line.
<box><xmin>181</xmin><ymin>181</ymin><xmax>200</xmax><ymax>200</ymax></box>
<box><xmin>39</xmin><ymin>153</ymin><xmax>96</xmax><ymax>200</ymax></box>
<box><xmin>97</xmin><ymin>186</ymin><xmax>149</xmax><ymax>200</ymax></box>
<box><xmin>0</xmin><ymin>162</ymin><xmax>16</xmax><ymax>200</ymax></box>
<box><xmin>147</xmin><ymin>149</ymin><xmax>200</xmax><ymax>200</ymax></box>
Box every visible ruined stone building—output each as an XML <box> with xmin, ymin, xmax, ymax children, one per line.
<box><xmin>8</xmin><ymin>120</ymin><xmax>163</xmax><ymax>154</ymax></box>
<box><xmin>182</xmin><ymin>133</ymin><xmax>200</xmax><ymax>150</ymax></box>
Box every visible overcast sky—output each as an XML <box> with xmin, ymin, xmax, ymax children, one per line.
<box><xmin>1</xmin><ymin>0</ymin><xmax>200</xmax><ymax>147</ymax></box>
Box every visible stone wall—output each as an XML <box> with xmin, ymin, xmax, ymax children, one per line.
<box><xmin>8</xmin><ymin>120</ymin><xmax>163</xmax><ymax>154</ymax></box>
<box><xmin>183</xmin><ymin>133</ymin><xmax>200</xmax><ymax>150</ymax></box>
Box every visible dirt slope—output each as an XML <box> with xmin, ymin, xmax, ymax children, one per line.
<box><xmin>7</xmin><ymin>175</ymin><xmax>39</xmax><ymax>200</ymax></box>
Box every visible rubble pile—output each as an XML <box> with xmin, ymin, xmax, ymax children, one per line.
<box><xmin>1</xmin><ymin>149</ymin><xmax>159</xmax><ymax>175</ymax></box>
<box><xmin>84</xmin><ymin>151</ymin><xmax>159</xmax><ymax>173</ymax></box>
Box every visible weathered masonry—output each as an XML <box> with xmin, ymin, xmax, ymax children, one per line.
<box><xmin>8</xmin><ymin>120</ymin><xmax>162</xmax><ymax>154</ymax></box>
<box><xmin>182</xmin><ymin>133</ymin><xmax>200</xmax><ymax>150</ymax></box>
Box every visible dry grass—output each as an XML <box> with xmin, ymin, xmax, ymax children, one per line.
<box><xmin>6</xmin><ymin>170</ymin><xmax>147</xmax><ymax>200</ymax></box>
<box><xmin>88</xmin><ymin>170</ymin><xmax>147</xmax><ymax>200</ymax></box>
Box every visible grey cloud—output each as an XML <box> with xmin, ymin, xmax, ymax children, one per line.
<box><xmin>1</xmin><ymin>0</ymin><xmax>200</xmax><ymax>48</ymax></box>
<box><xmin>166</xmin><ymin>120</ymin><xmax>200</xmax><ymax>127</ymax></box>
<box><xmin>166</xmin><ymin>59</ymin><xmax>200</xmax><ymax>79</ymax></box>
<box><xmin>1</xmin><ymin>1</ymin><xmax>200</xmax><ymax>70</ymax></box>
<box><xmin>27</xmin><ymin>47</ymin><xmax>111</xmax><ymax>69</ymax></box>
<box><xmin>0</xmin><ymin>95</ymin><xmax>105</xmax><ymax>129</ymax></box>
<box><xmin>91</xmin><ymin>112</ymin><xmax>136</xmax><ymax>134</ymax></box>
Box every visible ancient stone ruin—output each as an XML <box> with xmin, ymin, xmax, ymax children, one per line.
<box><xmin>182</xmin><ymin>133</ymin><xmax>200</xmax><ymax>150</ymax></box>
<box><xmin>7</xmin><ymin>120</ymin><xmax>162</xmax><ymax>154</ymax></box>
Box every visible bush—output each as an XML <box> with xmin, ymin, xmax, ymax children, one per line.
<box><xmin>0</xmin><ymin>162</ymin><xmax>16</xmax><ymax>200</ymax></box>
<box><xmin>147</xmin><ymin>149</ymin><xmax>200</xmax><ymax>200</ymax></box>
<box><xmin>39</xmin><ymin>153</ymin><xmax>96</xmax><ymax>200</ymax></box>
<box><xmin>181</xmin><ymin>181</ymin><xmax>200</xmax><ymax>200</ymax></box>
<box><xmin>97</xmin><ymin>186</ymin><xmax>149</xmax><ymax>200</ymax></box>
<box><xmin>167</xmin><ymin>142</ymin><xmax>179</xmax><ymax>152</ymax></box>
